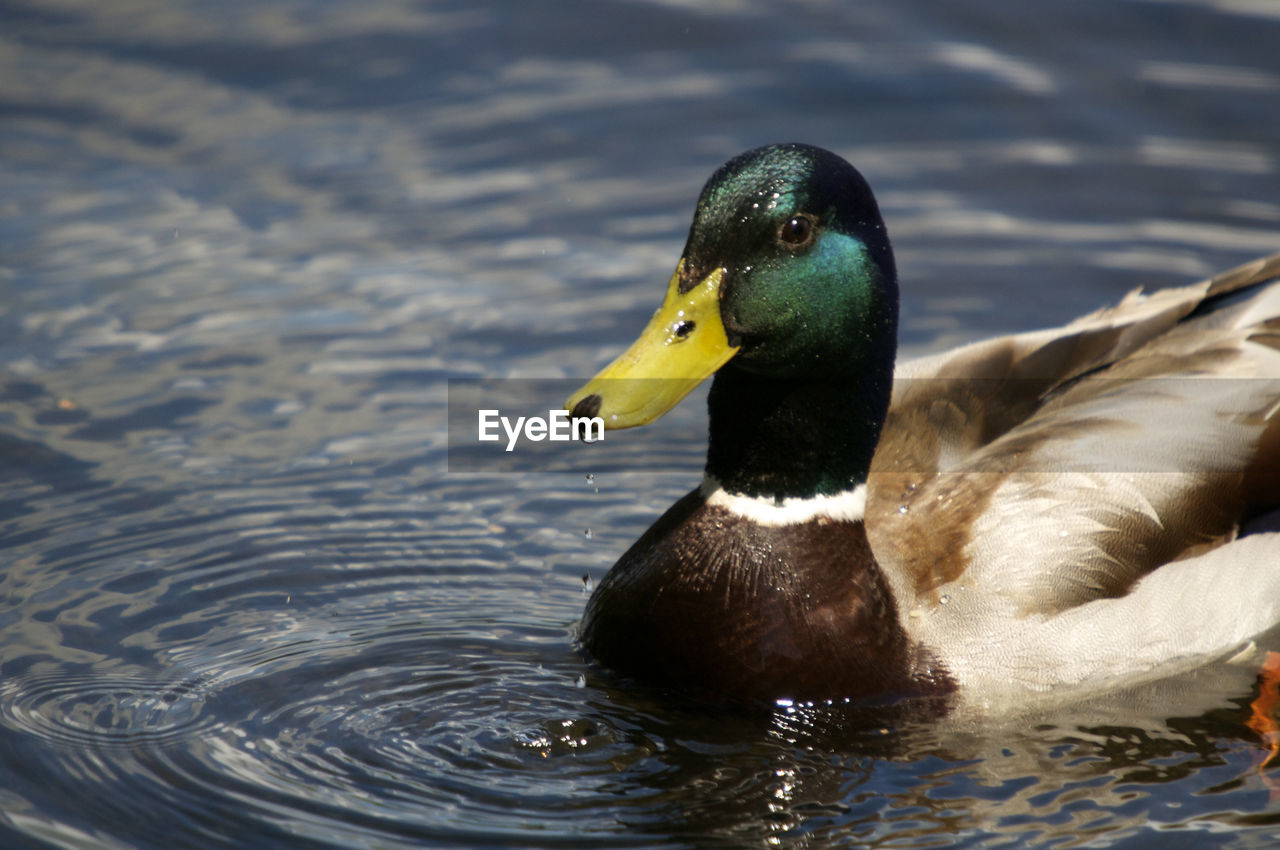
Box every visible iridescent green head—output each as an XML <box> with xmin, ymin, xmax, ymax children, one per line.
<box><xmin>682</xmin><ymin>143</ymin><xmax>898</xmax><ymax>378</ymax></box>
<box><xmin>566</xmin><ymin>144</ymin><xmax>899</xmax><ymax>439</ymax></box>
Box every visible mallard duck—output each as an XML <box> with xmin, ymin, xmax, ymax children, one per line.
<box><xmin>566</xmin><ymin>143</ymin><xmax>1280</xmax><ymax>712</ymax></box>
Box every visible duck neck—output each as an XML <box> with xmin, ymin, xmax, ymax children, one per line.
<box><xmin>705</xmin><ymin>360</ymin><xmax>893</xmax><ymax>501</ymax></box>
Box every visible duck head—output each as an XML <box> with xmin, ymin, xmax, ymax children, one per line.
<box><xmin>568</xmin><ymin>143</ymin><xmax>899</xmax><ymax>499</ymax></box>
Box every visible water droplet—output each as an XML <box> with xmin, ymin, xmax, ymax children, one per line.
<box><xmin>939</xmin><ymin>594</ymin><xmax>951</xmax><ymax>605</ymax></box>
<box><xmin>585</xmin><ymin>473</ymin><xmax>594</xmax><ymax>485</ymax></box>
<box><xmin>897</xmin><ymin>505</ymin><xmax>908</xmax><ymax>514</ymax></box>
<box><xmin>583</xmin><ymin>528</ymin><xmax>592</xmax><ymax>539</ymax></box>
<box><xmin>1059</xmin><ymin>528</ymin><xmax>1069</xmax><ymax>538</ymax></box>
<box><xmin>581</xmin><ymin>574</ymin><xmax>593</xmax><ymax>593</ymax></box>
<box><xmin>575</xmin><ymin>674</ymin><xmax>586</xmax><ymax>688</ymax></box>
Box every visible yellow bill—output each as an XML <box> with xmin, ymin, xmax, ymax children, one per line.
<box><xmin>566</xmin><ymin>263</ymin><xmax>739</xmax><ymax>429</ymax></box>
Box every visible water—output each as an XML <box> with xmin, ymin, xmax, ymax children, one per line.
<box><xmin>2</xmin><ymin>0</ymin><xmax>1280</xmax><ymax>846</ymax></box>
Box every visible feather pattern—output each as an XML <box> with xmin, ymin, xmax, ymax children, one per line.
<box><xmin>868</xmin><ymin>254</ymin><xmax>1280</xmax><ymax>708</ymax></box>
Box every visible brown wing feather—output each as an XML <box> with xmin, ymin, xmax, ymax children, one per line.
<box><xmin>868</xmin><ymin>252</ymin><xmax>1280</xmax><ymax>614</ymax></box>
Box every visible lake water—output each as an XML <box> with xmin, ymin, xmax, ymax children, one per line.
<box><xmin>3</xmin><ymin>0</ymin><xmax>1280</xmax><ymax>847</ymax></box>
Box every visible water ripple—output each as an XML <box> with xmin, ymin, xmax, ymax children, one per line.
<box><xmin>0</xmin><ymin>670</ymin><xmax>218</xmax><ymax>750</ymax></box>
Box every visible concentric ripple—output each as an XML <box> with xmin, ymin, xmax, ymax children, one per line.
<box><xmin>0</xmin><ymin>670</ymin><xmax>219</xmax><ymax>750</ymax></box>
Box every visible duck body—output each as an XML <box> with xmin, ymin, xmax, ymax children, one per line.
<box><xmin>568</xmin><ymin>144</ymin><xmax>1280</xmax><ymax>712</ymax></box>
<box><xmin>580</xmin><ymin>487</ymin><xmax>952</xmax><ymax>703</ymax></box>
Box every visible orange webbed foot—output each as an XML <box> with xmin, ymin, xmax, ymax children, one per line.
<box><xmin>1246</xmin><ymin>651</ymin><xmax>1280</xmax><ymax>776</ymax></box>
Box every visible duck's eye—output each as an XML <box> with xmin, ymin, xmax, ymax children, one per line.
<box><xmin>777</xmin><ymin>215</ymin><xmax>815</xmax><ymax>248</ymax></box>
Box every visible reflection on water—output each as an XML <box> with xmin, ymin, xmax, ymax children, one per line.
<box><xmin>2</xmin><ymin>0</ymin><xmax>1280</xmax><ymax>846</ymax></box>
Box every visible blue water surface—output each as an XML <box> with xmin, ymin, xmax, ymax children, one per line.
<box><xmin>2</xmin><ymin>0</ymin><xmax>1280</xmax><ymax>847</ymax></box>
